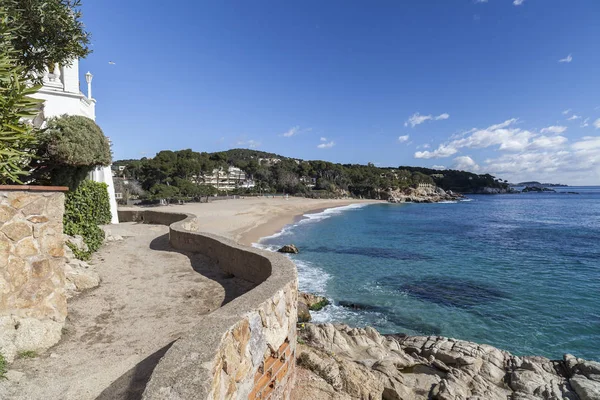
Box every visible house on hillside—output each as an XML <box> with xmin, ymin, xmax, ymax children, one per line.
<box><xmin>197</xmin><ymin>166</ymin><xmax>255</xmax><ymax>191</ymax></box>
<box><xmin>31</xmin><ymin>61</ymin><xmax>119</xmax><ymax>223</ymax></box>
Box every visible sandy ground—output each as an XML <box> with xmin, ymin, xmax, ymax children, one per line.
<box><xmin>131</xmin><ymin>197</ymin><xmax>380</xmax><ymax>245</ymax></box>
<box><xmin>0</xmin><ymin>223</ymin><xmax>254</xmax><ymax>400</ymax></box>
<box><xmin>0</xmin><ymin>197</ymin><xmax>376</xmax><ymax>399</ymax></box>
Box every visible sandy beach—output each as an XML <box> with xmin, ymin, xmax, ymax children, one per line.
<box><xmin>122</xmin><ymin>197</ymin><xmax>380</xmax><ymax>245</ymax></box>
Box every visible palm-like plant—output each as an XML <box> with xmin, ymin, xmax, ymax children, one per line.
<box><xmin>0</xmin><ymin>14</ymin><xmax>42</xmax><ymax>184</ymax></box>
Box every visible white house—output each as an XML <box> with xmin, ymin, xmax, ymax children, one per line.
<box><xmin>195</xmin><ymin>166</ymin><xmax>255</xmax><ymax>190</ymax></box>
<box><xmin>31</xmin><ymin>61</ymin><xmax>119</xmax><ymax>224</ymax></box>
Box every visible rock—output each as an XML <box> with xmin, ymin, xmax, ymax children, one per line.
<box><xmin>62</xmin><ymin>236</ymin><xmax>100</xmax><ymax>297</ymax></box>
<box><xmin>293</xmin><ymin>323</ymin><xmax>590</xmax><ymax>400</ymax></box>
<box><xmin>298</xmin><ymin>302</ymin><xmax>311</xmax><ymax>323</ymax></box>
<box><xmin>278</xmin><ymin>244</ymin><xmax>299</xmax><ymax>254</ymax></box>
<box><xmin>64</xmin><ymin>235</ymin><xmax>88</xmax><ymax>253</ymax></box>
<box><xmin>63</xmin><ymin>260</ymin><xmax>100</xmax><ymax>297</ymax></box>
<box><xmin>570</xmin><ymin>376</ymin><xmax>600</xmax><ymax>400</ymax></box>
<box><xmin>102</xmin><ymin>227</ymin><xmax>124</xmax><ymax>242</ymax></box>
<box><xmin>299</xmin><ymin>292</ymin><xmax>330</xmax><ymax>311</ymax></box>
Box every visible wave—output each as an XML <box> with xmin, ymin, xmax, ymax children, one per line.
<box><xmin>255</xmin><ymin>202</ymin><xmax>372</xmax><ymax>244</ymax></box>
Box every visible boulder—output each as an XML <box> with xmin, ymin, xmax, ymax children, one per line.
<box><xmin>570</xmin><ymin>376</ymin><xmax>600</xmax><ymax>400</ymax></box>
<box><xmin>64</xmin><ymin>234</ymin><xmax>88</xmax><ymax>253</ymax></box>
<box><xmin>298</xmin><ymin>302</ymin><xmax>311</xmax><ymax>323</ymax></box>
<box><xmin>299</xmin><ymin>292</ymin><xmax>330</xmax><ymax>311</ymax></box>
<box><xmin>278</xmin><ymin>244</ymin><xmax>299</xmax><ymax>254</ymax></box>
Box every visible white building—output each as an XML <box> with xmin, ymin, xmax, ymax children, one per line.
<box><xmin>197</xmin><ymin>166</ymin><xmax>255</xmax><ymax>190</ymax></box>
<box><xmin>31</xmin><ymin>61</ymin><xmax>119</xmax><ymax>224</ymax></box>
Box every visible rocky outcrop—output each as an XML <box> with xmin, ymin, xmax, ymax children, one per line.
<box><xmin>63</xmin><ymin>235</ymin><xmax>100</xmax><ymax>298</ymax></box>
<box><xmin>293</xmin><ymin>323</ymin><xmax>598</xmax><ymax>400</ymax></box>
<box><xmin>298</xmin><ymin>292</ymin><xmax>330</xmax><ymax>323</ymax></box>
<box><xmin>471</xmin><ymin>186</ymin><xmax>510</xmax><ymax>194</ymax></box>
<box><xmin>278</xmin><ymin>244</ymin><xmax>299</xmax><ymax>254</ymax></box>
<box><xmin>387</xmin><ymin>186</ymin><xmax>463</xmax><ymax>204</ymax></box>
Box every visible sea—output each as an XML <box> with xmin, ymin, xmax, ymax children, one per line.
<box><xmin>257</xmin><ymin>186</ymin><xmax>600</xmax><ymax>361</ymax></box>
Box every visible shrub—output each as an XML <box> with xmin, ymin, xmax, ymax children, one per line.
<box><xmin>0</xmin><ymin>16</ymin><xmax>43</xmax><ymax>184</ymax></box>
<box><xmin>64</xmin><ymin>180</ymin><xmax>111</xmax><ymax>260</ymax></box>
<box><xmin>0</xmin><ymin>352</ymin><xmax>6</xmax><ymax>379</ymax></box>
<box><xmin>31</xmin><ymin>115</ymin><xmax>111</xmax><ymax>189</ymax></box>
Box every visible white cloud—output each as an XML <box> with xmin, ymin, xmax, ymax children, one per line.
<box><xmin>559</xmin><ymin>54</ymin><xmax>573</xmax><ymax>63</ymax></box>
<box><xmin>317</xmin><ymin>140</ymin><xmax>335</xmax><ymax>149</ymax></box>
<box><xmin>528</xmin><ymin>135</ymin><xmax>568</xmax><ymax>150</ymax></box>
<box><xmin>562</xmin><ymin>109</ymin><xmax>572</xmax><ymax>115</ymax></box>
<box><xmin>572</xmin><ymin>136</ymin><xmax>600</xmax><ymax>151</ymax></box>
<box><xmin>320</xmin><ymin>137</ymin><xmax>327</xmax><ymax>141</ymax></box>
<box><xmin>581</xmin><ymin>118</ymin><xmax>590</xmax><ymax>128</ymax></box>
<box><xmin>236</xmin><ymin>139</ymin><xmax>261</xmax><ymax>149</ymax></box>
<box><xmin>567</xmin><ymin>115</ymin><xmax>582</xmax><ymax>121</ymax></box>
<box><xmin>404</xmin><ymin>112</ymin><xmax>450</xmax><ymax>127</ymax></box>
<box><xmin>513</xmin><ymin>0</ymin><xmax>525</xmax><ymax>5</ymax></box>
<box><xmin>453</xmin><ymin>156</ymin><xmax>480</xmax><ymax>172</ymax></box>
<box><xmin>398</xmin><ymin>135</ymin><xmax>410</xmax><ymax>143</ymax></box>
<box><xmin>281</xmin><ymin>126</ymin><xmax>312</xmax><ymax>137</ymax></box>
<box><xmin>540</xmin><ymin>126</ymin><xmax>567</xmax><ymax>134</ymax></box>
<box><xmin>431</xmin><ymin>165</ymin><xmax>446</xmax><ymax>170</ymax></box>
<box><xmin>413</xmin><ymin>118</ymin><xmax>573</xmax><ymax>159</ymax></box>
<box><xmin>415</xmin><ymin>144</ymin><xmax>459</xmax><ymax>159</ymax></box>
<box><xmin>474</xmin><ymin>0</ymin><xmax>488</xmax><ymax>3</ymax></box>
<box><xmin>281</xmin><ymin>126</ymin><xmax>300</xmax><ymax>137</ymax></box>
<box><xmin>412</xmin><ymin>117</ymin><xmax>600</xmax><ymax>184</ymax></box>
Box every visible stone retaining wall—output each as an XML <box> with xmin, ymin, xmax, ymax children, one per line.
<box><xmin>0</xmin><ymin>186</ymin><xmax>68</xmax><ymax>362</ymax></box>
<box><xmin>118</xmin><ymin>210</ymin><xmax>298</xmax><ymax>400</ymax></box>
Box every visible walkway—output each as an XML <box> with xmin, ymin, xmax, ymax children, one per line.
<box><xmin>0</xmin><ymin>223</ymin><xmax>254</xmax><ymax>400</ymax></box>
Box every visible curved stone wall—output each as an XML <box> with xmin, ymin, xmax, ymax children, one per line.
<box><xmin>118</xmin><ymin>210</ymin><xmax>298</xmax><ymax>400</ymax></box>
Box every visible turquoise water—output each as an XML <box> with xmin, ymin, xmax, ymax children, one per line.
<box><xmin>259</xmin><ymin>187</ymin><xmax>600</xmax><ymax>361</ymax></box>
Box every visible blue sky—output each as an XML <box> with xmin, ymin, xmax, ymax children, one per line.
<box><xmin>79</xmin><ymin>0</ymin><xmax>600</xmax><ymax>184</ymax></box>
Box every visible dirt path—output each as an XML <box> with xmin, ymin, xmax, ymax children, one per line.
<box><xmin>0</xmin><ymin>223</ymin><xmax>254</xmax><ymax>400</ymax></box>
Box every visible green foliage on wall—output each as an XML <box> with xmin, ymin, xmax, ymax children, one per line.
<box><xmin>63</xmin><ymin>180</ymin><xmax>111</xmax><ymax>260</ymax></box>
<box><xmin>31</xmin><ymin>115</ymin><xmax>112</xmax><ymax>189</ymax></box>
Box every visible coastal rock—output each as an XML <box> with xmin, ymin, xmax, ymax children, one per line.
<box><xmin>299</xmin><ymin>292</ymin><xmax>330</xmax><ymax>311</ymax></box>
<box><xmin>278</xmin><ymin>244</ymin><xmax>299</xmax><ymax>254</ymax></box>
<box><xmin>292</xmin><ymin>323</ymin><xmax>594</xmax><ymax>400</ymax></box>
<box><xmin>298</xmin><ymin>302</ymin><xmax>312</xmax><ymax>323</ymax></box>
<box><xmin>386</xmin><ymin>185</ymin><xmax>463</xmax><ymax>204</ymax></box>
<box><xmin>297</xmin><ymin>292</ymin><xmax>329</xmax><ymax>323</ymax></box>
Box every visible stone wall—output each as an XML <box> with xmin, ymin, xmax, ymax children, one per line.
<box><xmin>118</xmin><ymin>210</ymin><xmax>298</xmax><ymax>400</ymax></box>
<box><xmin>0</xmin><ymin>186</ymin><xmax>68</xmax><ymax>362</ymax></box>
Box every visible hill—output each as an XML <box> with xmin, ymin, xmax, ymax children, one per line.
<box><xmin>113</xmin><ymin>148</ymin><xmax>509</xmax><ymax>200</ymax></box>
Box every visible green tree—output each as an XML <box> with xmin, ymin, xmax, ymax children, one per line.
<box><xmin>3</xmin><ymin>0</ymin><xmax>91</xmax><ymax>79</ymax></box>
<box><xmin>0</xmin><ymin>14</ymin><xmax>42</xmax><ymax>183</ymax></box>
<box><xmin>30</xmin><ymin>115</ymin><xmax>112</xmax><ymax>189</ymax></box>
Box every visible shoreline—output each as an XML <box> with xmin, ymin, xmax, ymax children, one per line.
<box><xmin>238</xmin><ymin>200</ymin><xmax>379</xmax><ymax>246</ymax></box>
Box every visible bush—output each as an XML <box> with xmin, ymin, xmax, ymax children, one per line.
<box><xmin>64</xmin><ymin>180</ymin><xmax>111</xmax><ymax>260</ymax></box>
<box><xmin>31</xmin><ymin>115</ymin><xmax>112</xmax><ymax>189</ymax></box>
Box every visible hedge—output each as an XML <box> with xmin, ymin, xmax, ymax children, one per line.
<box><xmin>64</xmin><ymin>180</ymin><xmax>111</xmax><ymax>260</ymax></box>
